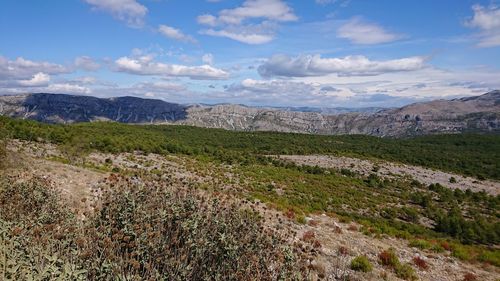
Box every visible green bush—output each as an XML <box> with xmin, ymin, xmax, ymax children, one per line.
<box><xmin>431</xmin><ymin>244</ymin><xmax>445</xmax><ymax>253</ymax></box>
<box><xmin>409</xmin><ymin>239</ymin><xmax>432</xmax><ymax>250</ymax></box>
<box><xmin>350</xmin><ymin>256</ymin><xmax>373</xmax><ymax>272</ymax></box>
<box><xmin>478</xmin><ymin>250</ymin><xmax>500</xmax><ymax>267</ymax></box>
<box><xmin>451</xmin><ymin>244</ymin><xmax>472</xmax><ymax>261</ymax></box>
<box><xmin>378</xmin><ymin>248</ymin><xmax>400</xmax><ymax>268</ymax></box>
<box><xmin>395</xmin><ymin>263</ymin><xmax>418</xmax><ymax>280</ymax></box>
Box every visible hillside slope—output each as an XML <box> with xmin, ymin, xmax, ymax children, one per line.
<box><xmin>0</xmin><ymin>93</ymin><xmax>187</xmax><ymax>123</ymax></box>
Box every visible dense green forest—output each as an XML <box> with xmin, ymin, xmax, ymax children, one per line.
<box><xmin>1</xmin><ymin>116</ymin><xmax>499</xmax><ymax>180</ymax></box>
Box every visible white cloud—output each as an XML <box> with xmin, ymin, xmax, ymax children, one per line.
<box><xmin>197</xmin><ymin>14</ymin><xmax>218</xmax><ymax>26</ymax></box>
<box><xmin>337</xmin><ymin>17</ymin><xmax>401</xmax><ymax>44</ymax></box>
<box><xmin>114</xmin><ymin>56</ymin><xmax>230</xmax><ymax>80</ymax></box>
<box><xmin>197</xmin><ymin>0</ymin><xmax>296</xmax><ymax>44</ymax></box>
<box><xmin>202</xmin><ymin>53</ymin><xmax>214</xmax><ymax>65</ymax></box>
<box><xmin>17</xmin><ymin>72</ymin><xmax>51</xmax><ymax>87</ymax></box>
<box><xmin>74</xmin><ymin>56</ymin><xmax>100</xmax><ymax>71</ymax></box>
<box><xmin>201</xmin><ymin>28</ymin><xmax>274</xmax><ymax>44</ymax></box>
<box><xmin>466</xmin><ymin>5</ymin><xmax>500</xmax><ymax>47</ymax></box>
<box><xmin>158</xmin><ymin>25</ymin><xmax>197</xmax><ymax>43</ymax></box>
<box><xmin>216</xmin><ymin>64</ymin><xmax>500</xmax><ymax>107</ymax></box>
<box><xmin>201</xmin><ymin>0</ymin><xmax>297</xmax><ymax>25</ymax></box>
<box><xmin>258</xmin><ymin>54</ymin><xmax>426</xmax><ymax>78</ymax></box>
<box><xmin>0</xmin><ymin>56</ymin><xmax>69</xmax><ymax>80</ymax></box>
<box><xmin>84</xmin><ymin>0</ymin><xmax>147</xmax><ymax>27</ymax></box>
<box><xmin>47</xmin><ymin>83</ymin><xmax>92</xmax><ymax>94</ymax></box>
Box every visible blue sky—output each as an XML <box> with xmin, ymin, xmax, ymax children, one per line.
<box><xmin>1</xmin><ymin>0</ymin><xmax>499</xmax><ymax>107</ymax></box>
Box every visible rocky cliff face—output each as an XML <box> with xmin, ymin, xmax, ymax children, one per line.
<box><xmin>0</xmin><ymin>91</ymin><xmax>499</xmax><ymax>137</ymax></box>
<box><xmin>180</xmin><ymin>91</ymin><xmax>500</xmax><ymax>136</ymax></box>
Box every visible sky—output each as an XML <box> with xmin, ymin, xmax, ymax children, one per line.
<box><xmin>1</xmin><ymin>0</ymin><xmax>500</xmax><ymax>108</ymax></box>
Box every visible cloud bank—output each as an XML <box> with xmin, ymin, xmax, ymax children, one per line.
<box><xmin>258</xmin><ymin>54</ymin><xmax>426</xmax><ymax>78</ymax></box>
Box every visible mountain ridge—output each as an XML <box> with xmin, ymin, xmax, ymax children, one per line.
<box><xmin>0</xmin><ymin>91</ymin><xmax>499</xmax><ymax>137</ymax></box>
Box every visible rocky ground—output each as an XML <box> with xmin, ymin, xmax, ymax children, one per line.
<box><xmin>3</xmin><ymin>140</ymin><xmax>499</xmax><ymax>281</ymax></box>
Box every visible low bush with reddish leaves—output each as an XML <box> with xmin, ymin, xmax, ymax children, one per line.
<box><xmin>378</xmin><ymin>248</ymin><xmax>400</xmax><ymax>268</ymax></box>
<box><xmin>412</xmin><ymin>256</ymin><xmax>428</xmax><ymax>270</ymax></box>
<box><xmin>302</xmin><ymin>230</ymin><xmax>316</xmax><ymax>242</ymax></box>
<box><xmin>463</xmin><ymin>272</ymin><xmax>477</xmax><ymax>281</ymax></box>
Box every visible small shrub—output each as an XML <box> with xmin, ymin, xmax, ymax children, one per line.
<box><xmin>440</xmin><ymin>241</ymin><xmax>452</xmax><ymax>251</ymax></box>
<box><xmin>449</xmin><ymin>177</ymin><xmax>457</xmax><ymax>183</ymax></box>
<box><xmin>302</xmin><ymin>230</ymin><xmax>316</xmax><ymax>242</ymax></box>
<box><xmin>284</xmin><ymin>209</ymin><xmax>295</xmax><ymax>219</ymax></box>
<box><xmin>451</xmin><ymin>244</ymin><xmax>472</xmax><ymax>261</ymax></box>
<box><xmin>338</xmin><ymin>245</ymin><xmax>349</xmax><ymax>256</ymax></box>
<box><xmin>338</xmin><ymin>216</ymin><xmax>351</xmax><ymax>223</ymax></box>
<box><xmin>296</xmin><ymin>214</ymin><xmax>306</xmax><ymax>224</ymax></box>
<box><xmin>478</xmin><ymin>250</ymin><xmax>500</xmax><ymax>267</ymax></box>
<box><xmin>312</xmin><ymin>240</ymin><xmax>322</xmax><ymax>249</ymax></box>
<box><xmin>462</xmin><ymin>272</ymin><xmax>477</xmax><ymax>281</ymax></box>
<box><xmin>347</xmin><ymin>224</ymin><xmax>358</xmax><ymax>231</ymax></box>
<box><xmin>308</xmin><ymin>219</ymin><xmax>319</xmax><ymax>227</ymax></box>
<box><xmin>350</xmin><ymin>256</ymin><xmax>372</xmax><ymax>272</ymax></box>
<box><xmin>409</xmin><ymin>239</ymin><xmax>432</xmax><ymax>250</ymax></box>
<box><xmin>431</xmin><ymin>244</ymin><xmax>445</xmax><ymax>253</ymax></box>
<box><xmin>412</xmin><ymin>256</ymin><xmax>428</xmax><ymax>270</ymax></box>
<box><xmin>395</xmin><ymin>263</ymin><xmax>417</xmax><ymax>280</ymax></box>
<box><xmin>378</xmin><ymin>248</ymin><xmax>400</xmax><ymax>268</ymax></box>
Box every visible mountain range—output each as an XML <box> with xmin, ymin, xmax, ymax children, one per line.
<box><xmin>0</xmin><ymin>91</ymin><xmax>499</xmax><ymax>137</ymax></box>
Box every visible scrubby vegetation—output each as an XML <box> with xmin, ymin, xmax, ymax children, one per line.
<box><xmin>0</xmin><ymin>123</ymin><xmax>6</xmax><ymax>168</ymax></box>
<box><xmin>394</xmin><ymin>263</ymin><xmax>417</xmax><ymax>281</ymax></box>
<box><xmin>0</xmin><ymin>116</ymin><xmax>499</xmax><ymax>277</ymax></box>
<box><xmin>350</xmin><ymin>256</ymin><xmax>372</xmax><ymax>272</ymax></box>
<box><xmin>0</xmin><ymin>116</ymin><xmax>499</xmax><ymax>180</ymax></box>
<box><xmin>0</xmin><ymin>175</ymin><xmax>305</xmax><ymax>280</ymax></box>
<box><xmin>234</xmin><ymin>160</ymin><xmax>499</xmax><ymax>251</ymax></box>
<box><xmin>378</xmin><ymin>249</ymin><xmax>417</xmax><ymax>280</ymax></box>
